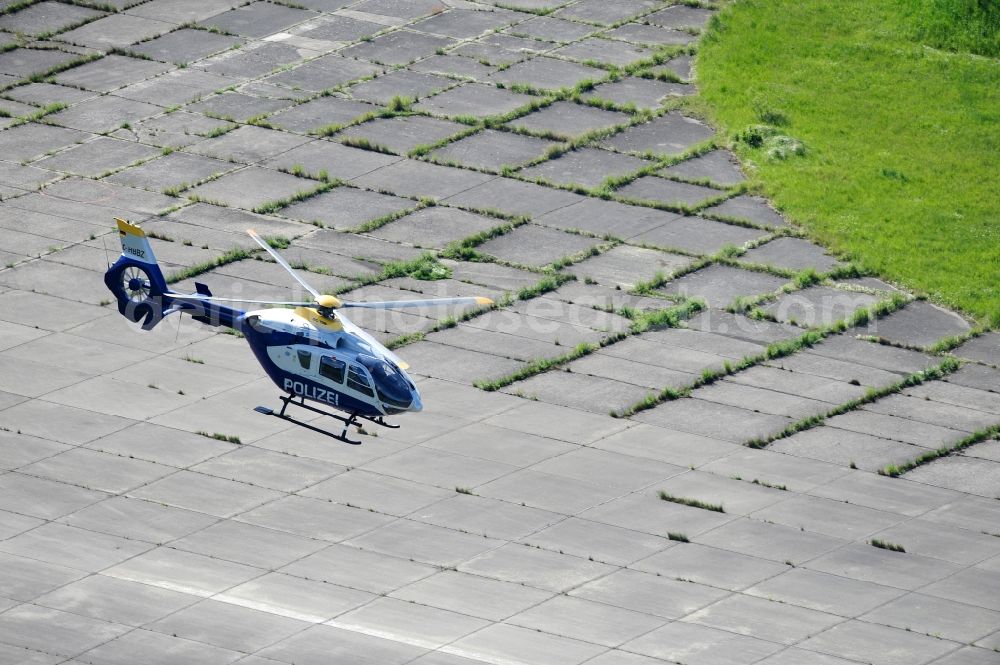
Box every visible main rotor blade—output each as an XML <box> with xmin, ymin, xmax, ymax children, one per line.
<box><xmin>246</xmin><ymin>229</ymin><xmax>321</xmax><ymax>300</ymax></box>
<box><xmin>170</xmin><ymin>294</ymin><xmax>313</xmax><ymax>306</ymax></box>
<box><xmin>339</xmin><ymin>296</ymin><xmax>494</xmax><ymax>310</ymax></box>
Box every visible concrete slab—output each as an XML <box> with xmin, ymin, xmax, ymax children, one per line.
<box><xmin>867</xmin><ymin>300</ymin><xmax>972</xmax><ymax>347</ymax></box>
<box><xmin>391</xmin><ymin>569</ymin><xmax>552</xmax><ymax>622</ymax></box>
<box><xmin>662</xmin><ymin>148</ymin><xmax>746</xmax><ymax>186</ymax></box>
<box><xmin>951</xmin><ymin>331</ymin><xmax>1000</xmax><ymax>365</ymax></box>
<box><xmin>508</xmin><ymin>100</ymin><xmax>630</xmax><ymax>140</ymax></box>
<box><xmin>146</xmin><ymin>598</ymin><xmax>309</xmax><ymax>652</ymax></box>
<box><xmin>187</xmin><ymin>166</ymin><xmax>316</xmax><ymax>209</ymax></box>
<box><xmin>448</xmin><ymin>623</ymin><xmax>605</xmax><ymax>665</ymax></box>
<box><xmin>765</xmin><ymin>286</ymin><xmax>879</xmax><ymax>327</ymax></box>
<box><xmin>630</xmin><ymin>215</ymin><xmax>767</xmax><ymax>255</ymax></box>
<box><xmin>35</xmin><ymin>574</ymin><xmax>198</xmax><ymax>627</ymax></box>
<box><xmin>72</xmin><ymin>628</ymin><xmax>242</xmax><ymax>665</ymax></box>
<box><xmin>339</xmin><ymin>114</ymin><xmax>470</xmax><ymax>155</ymax></box>
<box><xmin>0</xmin><ymin>604</ymin><xmax>130</xmax><ymax>659</ymax></box>
<box><xmin>686</xmin><ymin>593</ymin><xmax>842</xmax><ymax>645</ymax></box>
<box><xmin>861</xmin><ymin>592</ymin><xmax>1000</xmax><ymax>643</ymax></box>
<box><xmin>524</xmin><ymin>517</ymin><xmax>669</xmax><ymax>566</ymax></box>
<box><xmin>606</xmin><ymin>23</ymin><xmax>697</xmax><ymax>47</ymax></box>
<box><xmin>554</xmin><ymin>0</ymin><xmax>661</xmax><ymax>26</ymax></box>
<box><xmin>800</xmin><ymin>620</ymin><xmax>958</xmax><ymax>665</ymax></box>
<box><xmin>478</xmin><ymin>223</ymin><xmax>602</xmax><ymax>267</ymax></box>
<box><xmin>616</xmin><ymin>176</ymin><xmax>725</xmax><ymax>208</ymax></box>
<box><xmin>922</xmin><ymin>567</ymin><xmax>1000</xmax><ymax>612</ymax></box>
<box><xmin>553</xmin><ymin>37</ymin><xmax>653</xmax><ymax>68</ymax></box>
<box><xmin>411</xmin><ymin>53</ymin><xmax>496</xmax><ymax>80</ymax></box>
<box><xmin>281</xmin><ymin>185</ymin><xmax>415</xmax><ymax>230</ymax></box>
<box><xmin>199</xmin><ymin>2</ymin><xmax>317</xmax><ymax>37</ymax></box>
<box><xmin>0</xmin><ymin>2</ymin><xmax>104</xmax><ymax>37</ymax></box>
<box><xmin>489</xmin><ymin>56</ymin><xmax>607</xmax><ymax>92</ymax></box>
<box><xmin>742</xmin><ymin>237</ymin><xmax>842</xmax><ymax>273</ymax></box>
<box><xmin>259</xmin><ymin>623</ymin><xmax>425</xmax><ymax>665</ymax></box>
<box><xmin>807</xmin><ymin>542</ymin><xmax>961</xmax><ymax>591</ymax></box>
<box><xmin>60</xmin><ymin>14</ymin><xmax>174</xmax><ymax>49</ymax></box>
<box><xmin>583</xmin><ymin>76</ymin><xmax>693</xmax><ymax>109</ymax></box>
<box><xmin>332</xmin><ymin>596</ymin><xmax>489</xmax><ymax>650</ymax></box>
<box><xmin>344</xmin><ymin>28</ymin><xmax>456</xmax><ymax>65</ymax></box>
<box><xmin>509</xmin><ymin>594</ymin><xmax>666</xmax><ymax>647</ymax></box>
<box><xmin>430</xmin><ymin>128</ymin><xmax>558</xmax><ymax>172</ymax></box>
<box><xmin>601</xmin><ymin>112</ymin><xmax>714</xmax><ymax>156</ymax></box>
<box><xmin>351</xmin><ymin>158</ymin><xmax>495</xmax><ymax>199</ymax></box>
<box><xmin>415</xmin><ymin>82</ymin><xmax>535</xmax><ymax>119</ymax></box>
<box><xmin>349</xmin><ymin>69</ymin><xmax>454</xmax><ymax>106</ymax></box>
<box><xmin>217</xmin><ymin>571</ymin><xmax>372</xmax><ymax>623</ymax></box>
<box><xmin>132</xmin><ymin>27</ymin><xmax>242</xmax><ymax>64</ymax></box>
<box><xmin>104</xmin><ymin>546</ymin><xmax>261</xmax><ymax>597</ymax></box>
<box><xmin>624</xmin><ymin>620</ymin><xmax>784</xmax><ymax>665</ymax></box>
<box><xmin>347</xmin><ymin>519</ymin><xmax>503</xmax><ymax>567</ymax></box>
<box><xmin>519</xmin><ymin>147</ymin><xmax>651</xmax><ymax>189</ymax></box>
<box><xmin>268</xmin><ymin>53</ymin><xmax>382</xmax><ymax>92</ymax></box>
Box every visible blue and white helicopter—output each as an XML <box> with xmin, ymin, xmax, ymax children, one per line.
<box><xmin>104</xmin><ymin>218</ymin><xmax>492</xmax><ymax>443</ymax></box>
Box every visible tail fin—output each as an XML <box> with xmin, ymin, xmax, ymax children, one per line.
<box><xmin>104</xmin><ymin>218</ymin><xmax>170</xmax><ymax>329</ymax></box>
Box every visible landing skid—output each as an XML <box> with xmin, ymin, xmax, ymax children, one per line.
<box><xmin>254</xmin><ymin>393</ymin><xmax>398</xmax><ymax>444</ymax></box>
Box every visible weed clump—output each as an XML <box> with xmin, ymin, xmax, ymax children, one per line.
<box><xmin>658</xmin><ymin>491</ymin><xmax>725</xmax><ymax>513</ymax></box>
<box><xmin>735</xmin><ymin>124</ymin><xmax>805</xmax><ymax>160</ymax></box>
<box><xmin>870</xmin><ymin>538</ymin><xmax>906</xmax><ymax>553</ymax></box>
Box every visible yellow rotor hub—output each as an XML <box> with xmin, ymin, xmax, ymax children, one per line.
<box><xmin>315</xmin><ymin>294</ymin><xmax>341</xmax><ymax>309</ymax></box>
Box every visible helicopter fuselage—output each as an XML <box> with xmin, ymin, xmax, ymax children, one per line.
<box><xmin>241</xmin><ymin>307</ymin><xmax>422</xmax><ymax>418</ymax></box>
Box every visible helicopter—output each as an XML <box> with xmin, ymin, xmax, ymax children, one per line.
<box><xmin>104</xmin><ymin>218</ymin><xmax>493</xmax><ymax>444</ymax></box>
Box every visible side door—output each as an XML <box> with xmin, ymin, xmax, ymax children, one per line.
<box><xmin>316</xmin><ymin>354</ymin><xmax>347</xmax><ymax>387</ymax></box>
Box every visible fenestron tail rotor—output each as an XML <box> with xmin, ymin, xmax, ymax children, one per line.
<box><xmin>121</xmin><ymin>265</ymin><xmax>151</xmax><ymax>304</ymax></box>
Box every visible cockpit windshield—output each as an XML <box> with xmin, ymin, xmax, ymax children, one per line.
<box><xmin>357</xmin><ymin>354</ymin><xmax>412</xmax><ymax>410</ymax></box>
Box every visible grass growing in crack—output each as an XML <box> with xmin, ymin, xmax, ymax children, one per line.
<box><xmin>667</xmin><ymin>532</ymin><xmax>690</xmax><ymax>542</ymax></box>
<box><xmin>196</xmin><ymin>431</ymin><xmax>242</xmax><ymax>444</ymax></box>
<box><xmin>377</xmin><ymin>253</ymin><xmax>452</xmax><ymax>282</ymax></box>
<box><xmin>751</xmin><ymin>479</ymin><xmax>787</xmax><ymax>491</ymax></box>
<box><xmin>340</xmin><ymin>136</ymin><xmax>395</xmax><ymax>154</ymax></box>
<box><xmin>252</xmin><ymin>182</ymin><xmax>333</xmax><ymax>215</ymax></box>
<box><xmin>880</xmin><ymin>424</ymin><xmax>1000</xmax><ymax>477</ymax></box>
<box><xmin>659</xmin><ymin>491</ymin><xmax>725</xmax><ymax>513</ymax></box>
<box><xmin>455</xmin><ymin>486</ymin><xmax>475</xmax><ymax>495</ymax></box>
<box><xmin>619</xmin><ymin>294</ymin><xmax>911</xmax><ymax>418</ymax></box>
<box><xmin>440</xmin><ymin>217</ymin><xmax>530</xmax><ymax>262</ymax></box>
<box><xmin>200</xmin><ymin>124</ymin><xmax>237</xmax><ymax>138</ymax></box>
<box><xmin>516</xmin><ymin>274</ymin><xmax>574</xmax><ymax>301</ymax></box>
<box><xmin>870</xmin><ymin>538</ymin><xmax>906</xmax><ymax>553</ymax></box>
<box><xmin>167</xmin><ymin>247</ymin><xmax>252</xmax><ymax>283</ymax></box>
<box><xmin>385</xmin><ymin>331</ymin><xmax>426</xmax><ymax>349</ymax></box>
<box><xmin>747</xmin><ymin>355</ymin><xmax>962</xmax><ymax>449</ymax></box>
<box><xmin>350</xmin><ymin>202</ymin><xmax>423</xmax><ymax>234</ymax></box>
<box><xmin>629</xmin><ymin>299</ymin><xmax>705</xmax><ymax>335</ymax></box>
<box><xmin>387</xmin><ymin>95</ymin><xmax>414</xmax><ymax>112</ymax></box>
<box><xmin>474</xmin><ymin>342</ymin><xmax>596</xmax><ymax>392</ymax></box>
<box><xmin>8</xmin><ymin>101</ymin><xmax>68</xmax><ymax>127</ymax></box>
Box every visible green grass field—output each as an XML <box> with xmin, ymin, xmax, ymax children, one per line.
<box><xmin>696</xmin><ymin>0</ymin><xmax>1000</xmax><ymax>325</ymax></box>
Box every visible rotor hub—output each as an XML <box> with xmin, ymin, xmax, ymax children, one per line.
<box><xmin>128</xmin><ymin>277</ymin><xmax>143</xmax><ymax>291</ymax></box>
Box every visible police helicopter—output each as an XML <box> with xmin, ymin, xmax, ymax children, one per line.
<box><xmin>104</xmin><ymin>218</ymin><xmax>493</xmax><ymax>443</ymax></box>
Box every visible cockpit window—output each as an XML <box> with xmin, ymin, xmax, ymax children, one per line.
<box><xmin>319</xmin><ymin>356</ymin><xmax>345</xmax><ymax>383</ymax></box>
<box><xmin>347</xmin><ymin>364</ymin><xmax>373</xmax><ymax>397</ymax></box>
<box><xmin>357</xmin><ymin>354</ymin><xmax>411</xmax><ymax>409</ymax></box>
<box><xmin>297</xmin><ymin>349</ymin><xmax>312</xmax><ymax>370</ymax></box>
